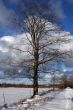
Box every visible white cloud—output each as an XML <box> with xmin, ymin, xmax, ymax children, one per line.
<box><xmin>0</xmin><ymin>33</ymin><xmax>33</xmax><ymax>66</ymax></box>
<box><xmin>49</xmin><ymin>32</ymin><xmax>73</xmax><ymax>52</ymax></box>
<box><xmin>44</xmin><ymin>72</ymin><xmax>63</xmax><ymax>80</ymax></box>
<box><xmin>59</xmin><ymin>42</ymin><xmax>73</xmax><ymax>52</ymax></box>
<box><xmin>0</xmin><ymin>46</ymin><xmax>8</xmax><ymax>53</ymax></box>
<box><xmin>45</xmin><ymin>74</ymin><xmax>52</xmax><ymax>79</ymax></box>
<box><xmin>1</xmin><ymin>36</ymin><xmax>14</xmax><ymax>43</ymax></box>
<box><xmin>0</xmin><ymin>31</ymin><xmax>72</xmax><ymax>67</ymax></box>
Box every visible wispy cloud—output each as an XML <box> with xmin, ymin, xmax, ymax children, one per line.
<box><xmin>0</xmin><ymin>0</ymin><xmax>65</xmax><ymax>27</ymax></box>
<box><xmin>49</xmin><ymin>0</ymin><xmax>65</xmax><ymax>19</ymax></box>
<box><xmin>0</xmin><ymin>0</ymin><xmax>16</xmax><ymax>27</ymax></box>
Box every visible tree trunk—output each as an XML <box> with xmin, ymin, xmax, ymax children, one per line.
<box><xmin>52</xmin><ymin>73</ymin><xmax>55</xmax><ymax>91</ymax></box>
<box><xmin>33</xmin><ymin>51</ymin><xmax>39</xmax><ymax>97</ymax></box>
<box><xmin>33</xmin><ymin>65</ymin><xmax>38</xmax><ymax>96</ymax></box>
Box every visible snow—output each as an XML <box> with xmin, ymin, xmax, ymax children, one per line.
<box><xmin>0</xmin><ymin>88</ymin><xmax>49</xmax><ymax>106</ymax></box>
<box><xmin>0</xmin><ymin>87</ymin><xmax>73</xmax><ymax>110</ymax></box>
<box><xmin>28</xmin><ymin>87</ymin><xmax>73</xmax><ymax>110</ymax></box>
<box><xmin>0</xmin><ymin>87</ymin><xmax>33</xmax><ymax>106</ymax></box>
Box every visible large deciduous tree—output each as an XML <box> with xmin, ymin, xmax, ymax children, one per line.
<box><xmin>11</xmin><ymin>0</ymin><xmax>71</xmax><ymax>96</ymax></box>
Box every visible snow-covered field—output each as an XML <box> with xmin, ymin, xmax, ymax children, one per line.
<box><xmin>0</xmin><ymin>87</ymin><xmax>73</xmax><ymax>110</ymax></box>
<box><xmin>0</xmin><ymin>88</ymin><xmax>33</xmax><ymax>106</ymax></box>
<box><xmin>0</xmin><ymin>87</ymin><xmax>49</xmax><ymax>106</ymax></box>
<box><xmin>28</xmin><ymin>87</ymin><xmax>73</xmax><ymax>110</ymax></box>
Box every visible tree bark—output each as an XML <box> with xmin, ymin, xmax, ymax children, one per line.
<box><xmin>33</xmin><ymin>50</ymin><xmax>39</xmax><ymax>96</ymax></box>
<box><xmin>33</xmin><ymin>65</ymin><xmax>38</xmax><ymax>96</ymax></box>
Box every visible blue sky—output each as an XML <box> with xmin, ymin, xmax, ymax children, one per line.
<box><xmin>61</xmin><ymin>0</ymin><xmax>73</xmax><ymax>33</ymax></box>
<box><xmin>0</xmin><ymin>0</ymin><xmax>73</xmax><ymax>36</ymax></box>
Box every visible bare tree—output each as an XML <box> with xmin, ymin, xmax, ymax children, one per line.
<box><xmin>6</xmin><ymin>0</ymin><xmax>72</xmax><ymax>96</ymax></box>
<box><xmin>9</xmin><ymin>0</ymin><xmax>73</xmax><ymax>96</ymax></box>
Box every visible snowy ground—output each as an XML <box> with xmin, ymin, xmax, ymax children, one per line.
<box><xmin>27</xmin><ymin>87</ymin><xmax>73</xmax><ymax>110</ymax></box>
<box><xmin>0</xmin><ymin>87</ymin><xmax>73</xmax><ymax>110</ymax></box>
<box><xmin>0</xmin><ymin>87</ymin><xmax>50</xmax><ymax>106</ymax></box>
<box><xmin>0</xmin><ymin>88</ymin><xmax>33</xmax><ymax>106</ymax></box>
